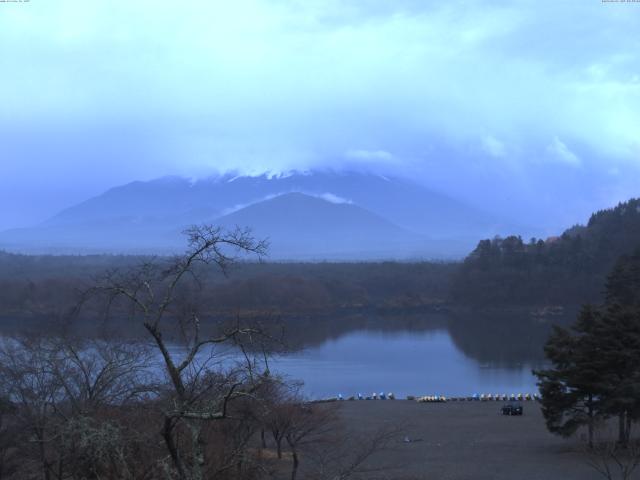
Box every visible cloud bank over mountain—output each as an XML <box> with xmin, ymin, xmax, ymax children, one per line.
<box><xmin>1</xmin><ymin>0</ymin><xmax>638</xmax><ymax>231</ymax></box>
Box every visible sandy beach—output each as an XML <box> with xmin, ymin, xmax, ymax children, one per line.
<box><xmin>333</xmin><ymin>400</ymin><xmax>608</xmax><ymax>480</ymax></box>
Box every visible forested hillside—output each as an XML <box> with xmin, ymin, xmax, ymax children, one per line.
<box><xmin>452</xmin><ymin>198</ymin><xmax>640</xmax><ymax>305</ymax></box>
<box><xmin>0</xmin><ymin>252</ymin><xmax>454</xmax><ymax>323</ymax></box>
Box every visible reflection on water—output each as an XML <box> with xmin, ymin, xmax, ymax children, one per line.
<box><xmin>270</xmin><ymin>328</ymin><xmax>541</xmax><ymax>399</ymax></box>
<box><xmin>1</xmin><ymin>308</ymin><xmax>574</xmax><ymax>400</ymax></box>
<box><xmin>257</xmin><ymin>308</ymin><xmax>577</xmax><ymax>399</ymax></box>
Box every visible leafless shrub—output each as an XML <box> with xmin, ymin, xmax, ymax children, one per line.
<box><xmin>584</xmin><ymin>425</ymin><xmax>640</xmax><ymax>480</ymax></box>
<box><xmin>0</xmin><ymin>333</ymin><xmax>155</xmax><ymax>479</ymax></box>
<box><xmin>585</xmin><ymin>440</ymin><xmax>640</xmax><ymax>480</ymax></box>
<box><xmin>0</xmin><ymin>395</ymin><xmax>19</xmax><ymax>479</ymax></box>
<box><xmin>302</xmin><ymin>423</ymin><xmax>401</xmax><ymax>480</ymax></box>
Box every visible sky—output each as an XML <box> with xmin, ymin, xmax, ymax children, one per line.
<box><xmin>0</xmin><ymin>0</ymin><xmax>639</xmax><ymax>231</ymax></box>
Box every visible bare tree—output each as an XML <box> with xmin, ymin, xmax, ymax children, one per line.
<box><xmin>0</xmin><ymin>335</ymin><xmax>67</xmax><ymax>480</ymax></box>
<box><xmin>0</xmin><ymin>332</ymin><xmax>154</xmax><ymax>480</ymax></box>
<box><xmin>92</xmin><ymin>225</ymin><xmax>269</xmax><ymax>480</ymax></box>
<box><xmin>0</xmin><ymin>395</ymin><xmax>18</xmax><ymax>479</ymax></box>
<box><xmin>264</xmin><ymin>397</ymin><xmax>294</xmax><ymax>460</ymax></box>
<box><xmin>49</xmin><ymin>337</ymin><xmax>153</xmax><ymax>413</ymax></box>
<box><xmin>585</xmin><ymin>431</ymin><xmax>640</xmax><ymax>480</ymax></box>
<box><xmin>303</xmin><ymin>423</ymin><xmax>400</xmax><ymax>480</ymax></box>
<box><xmin>284</xmin><ymin>403</ymin><xmax>337</xmax><ymax>480</ymax></box>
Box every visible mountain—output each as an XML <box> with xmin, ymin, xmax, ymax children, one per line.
<box><xmin>42</xmin><ymin>170</ymin><xmax>512</xmax><ymax>237</ymax></box>
<box><xmin>215</xmin><ymin>192</ymin><xmax>425</xmax><ymax>260</ymax></box>
<box><xmin>0</xmin><ymin>170</ymin><xmax>522</xmax><ymax>257</ymax></box>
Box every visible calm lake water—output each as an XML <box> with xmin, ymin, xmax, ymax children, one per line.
<box><xmin>267</xmin><ymin>327</ymin><xmax>541</xmax><ymax>399</ymax></box>
<box><xmin>2</xmin><ymin>310</ymin><xmax>557</xmax><ymax>400</ymax></box>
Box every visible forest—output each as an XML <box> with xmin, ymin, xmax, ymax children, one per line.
<box><xmin>0</xmin><ymin>252</ymin><xmax>454</xmax><ymax>327</ymax></box>
<box><xmin>451</xmin><ymin>198</ymin><xmax>640</xmax><ymax>306</ymax></box>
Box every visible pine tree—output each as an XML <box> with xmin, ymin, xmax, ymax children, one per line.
<box><xmin>534</xmin><ymin>306</ymin><xmax>604</xmax><ymax>447</ymax></box>
<box><xmin>604</xmin><ymin>250</ymin><xmax>640</xmax><ymax>309</ymax></box>
<box><xmin>594</xmin><ymin>251</ymin><xmax>640</xmax><ymax>446</ymax></box>
<box><xmin>535</xmin><ymin>250</ymin><xmax>640</xmax><ymax>447</ymax></box>
<box><xmin>593</xmin><ymin>305</ymin><xmax>640</xmax><ymax>446</ymax></box>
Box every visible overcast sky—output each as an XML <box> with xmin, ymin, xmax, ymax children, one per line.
<box><xmin>1</xmin><ymin>0</ymin><xmax>639</xmax><ymax>231</ymax></box>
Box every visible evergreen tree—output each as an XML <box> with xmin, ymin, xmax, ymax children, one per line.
<box><xmin>594</xmin><ymin>251</ymin><xmax>640</xmax><ymax>446</ymax></box>
<box><xmin>605</xmin><ymin>250</ymin><xmax>640</xmax><ymax>309</ymax></box>
<box><xmin>536</xmin><ymin>250</ymin><xmax>640</xmax><ymax>447</ymax></box>
<box><xmin>592</xmin><ymin>305</ymin><xmax>640</xmax><ymax>446</ymax></box>
<box><xmin>534</xmin><ymin>306</ymin><xmax>604</xmax><ymax>447</ymax></box>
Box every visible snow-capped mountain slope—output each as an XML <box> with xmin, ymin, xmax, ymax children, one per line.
<box><xmin>0</xmin><ymin>170</ymin><xmax>519</xmax><ymax>258</ymax></box>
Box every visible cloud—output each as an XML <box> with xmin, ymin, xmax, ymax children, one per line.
<box><xmin>344</xmin><ymin>149</ymin><xmax>396</xmax><ymax>163</ymax></box>
<box><xmin>481</xmin><ymin>136</ymin><xmax>506</xmax><ymax>158</ymax></box>
<box><xmin>546</xmin><ymin>137</ymin><xmax>581</xmax><ymax>166</ymax></box>
<box><xmin>315</xmin><ymin>193</ymin><xmax>352</xmax><ymax>204</ymax></box>
<box><xmin>220</xmin><ymin>193</ymin><xmax>281</xmax><ymax>216</ymax></box>
<box><xmin>1</xmin><ymin>0</ymin><xmax>638</xmax><ymax>169</ymax></box>
<box><xmin>0</xmin><ymin>0</ymin><xmax>639</xmax><ymax>229</ymax></box>
<box><xmin>219</xmin><ymin>190</ymin><xmax>351</xmax><ymax>216</ymax></box>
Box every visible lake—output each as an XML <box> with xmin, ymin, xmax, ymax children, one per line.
<box><xmin>235</xmin><ymin>304</ymin><xmax>569</xmax><ymax>400</ymax></box>
<box><xmin>2</xmin><ymin>309</ymin><xmax>561</xmax><ymax>400</ymax></box>
<box><xmin>268</xmin><ymin>327</ymin><xmax>541</xmax><ymax>399</ymax></box>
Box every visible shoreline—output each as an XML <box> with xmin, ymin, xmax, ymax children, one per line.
<box><xmin>312</xmin><ymin>393</ymin><xmax>540</xmax><ymax>402</ymax></box>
